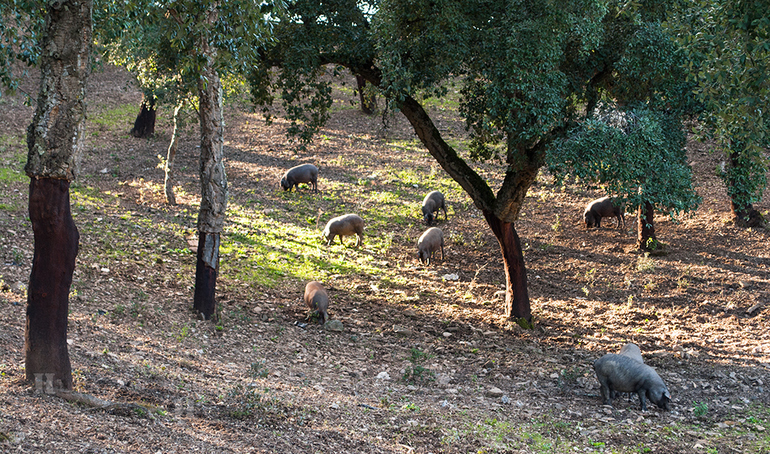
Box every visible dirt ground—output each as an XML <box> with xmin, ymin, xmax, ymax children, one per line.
<box><xmin>1</xmin><ymin>65</ymin><xmax>769</xmax><ymax>453</ymax></box>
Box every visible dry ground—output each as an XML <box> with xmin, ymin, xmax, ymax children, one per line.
<box><xmin>1</xmin><ymin>65</ymin><xmax>769</xmax><ymax>453</ymax></box>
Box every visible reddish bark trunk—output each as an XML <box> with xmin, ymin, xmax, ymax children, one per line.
<box><xmin>130</xmin><ymin>98</ymin><xmax>156</xmax><ymax>138</ymax></box>
<box><xmin>484</xmin><ymin>211</ymin><xmax>532</xmax><ymax>324</ymax></box>
<box><xmin>193</xmin><ymin>232</ymin><xmax>220</xmax><ymax>320</ymax></box>
<box><xmin>25</xmin><ymin>178</ymin><xmax>78</xmax><ymax>390</ymax></box>
<box><xmin>730</xmin><ymin>201</ymin><xmax>765</xmax><ymax>228</ymax></box>
<box><xmin>636</xmin><ymin>201</ymin><xmax>656</xmax><ymax>251</ymax></box>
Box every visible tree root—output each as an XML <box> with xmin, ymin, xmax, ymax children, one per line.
<box><xmin>54</xmin><ymin>390</ymin><xmax>153</xmax><ymax>418</ymax></box>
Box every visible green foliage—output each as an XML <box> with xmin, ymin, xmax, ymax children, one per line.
<box><xmin>402</xmin><ymin>347</ymin><xmax>434</xmax><ymax>384</ymax></box>
<box><xmin>0</xmin><ymin>0</ymin><xmax>45</xmax><ymax>96</ymax></box>
<box><xmin>671</xmin><ymin>1</ymin><xmax>770</xmax><ymax>214</ymax></box>
<box><xmin>548</xmin><ymin>107</ymin><xmax>701</xmax><ymax>218</ymax></box>
<box><xmin>95</xmin><ymin>0</ymin><xmax>284</xmax><ymax>108</ymax></box>
<box><xmin>693</xmin><ymin>401</ymin><xmax>708</xmax><ymax>417</ymax></box>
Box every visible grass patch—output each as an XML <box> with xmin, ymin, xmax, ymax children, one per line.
<box><xmin>90</xmin><ymin>104</ymin><xmax>137</xmax><ymax>131</ymax></box>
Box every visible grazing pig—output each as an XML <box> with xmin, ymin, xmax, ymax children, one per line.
<box><xmin>303</xmin><ymin>281</ymin><xmax>329</xmax><ymax>324</ymax></box>
<box><xmin>583</xmin><ymin>196</ymin><xmax>624</xmax><ymax>229</ymax></box>
<box><xmin>618</xmin><ymin>343</ymin><xmax>644</xmax><ymax>364</ymax></box>
<box><xmin>593</xmin><ymin>353</ymin><xmax>671</xmax><ymax>411</ymax></box>
<box><xmin>615</xmin><ymin>343</ymin><xmax>644</xmax><ymax>400</ymax></box>
<box><xmin>421</xmin><ymin>191</ymin><xmax>447</xmax><ymax>225</ymax></box>
<box><xmin>280</xmin><ymin>163</ymin><xmax>318</xmax><ymax>192</ymax></box>
<box><xmin>323</xmin><ymin>214</ymin><xmax>364</xmax><ymax>247</ymax></box>
<box><xmin>417</xmin><ymin>227</ymin><xmax>444</xmax><ymax>265</ymax></box>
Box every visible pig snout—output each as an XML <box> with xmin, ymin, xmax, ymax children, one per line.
<box><xmin>280</xmin><ymin>163</ymin><xmax>318</xmax><ymax>192</ymax></box>
<box><xmin>323</xmin><ymin>214</ymin><xmax>365</xmax><ymax>247</ymax></box>
<box><xmin>421</xmin><ymin>191</ymin><xmax>447</xmax><ymax>225</ymax></box>
<box><xmin>583</xmin><ymin>196</ymin><xmax>624</xmax><ymax>229</ymax></box>
<box><xmin>417</xmin><ymin>227</ymin><xmax>444</xmax><ymax>265</ymax></box>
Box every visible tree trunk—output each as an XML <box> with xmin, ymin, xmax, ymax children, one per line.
<box><xmin>726</xmin><ymin>151</ymin><xmax>766</xmax><ymax>227</ymax></box>
<box><xmin>130</xmin><ymin>97</ymin><xmax>156</xmax><ymax>138</ymax></box>
<box><xmin>397</xmin><ymin>93</ymin><xmax>539</xmax><ymax>326</ymax></box>
<box><xmin>355</xmin><ymin>74</ymin><xmax>376</xmax><ymax>115</ymax></box>
<box><xmin>164</xmin><ymin>101</ymin><xmax>183</xmax><ymax>205</ymax></box>
<box><xmin>26</xmin><ymin>178</ymin><xmax>79</xmax><ymax>390</ymax></box>
<box><xmin>193</xmin><ymin>42</ymin><xmax>227</xmax><ymax>320</ymax></box>
<box><xmin>484</xmin><ymin>211</ymin><xmax>532</xmax><ymax>325</ymax></box>
<box><xmin>636</xmin><ymin>201</ymin><xmax>656</xmax><ymax>251</ymax></box>
<box><xmin>23</xmin><ymin>0</ymin><xmax>91</xmax><ymax>391</ymax></box>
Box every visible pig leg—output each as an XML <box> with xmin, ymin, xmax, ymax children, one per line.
<box><xmin>636</xmin><ymin>389</ymin><xmax>648</xmax><ymax>411</ymax></box>
<box><xmin>598</xmin><ymin>379</ymin><xmax>613</xmax><ymax>406</ymax></box>
<box><xmin>440</xmin><ymin>243</ymin><xmax>444</xmax><ymax>261</ymax></box>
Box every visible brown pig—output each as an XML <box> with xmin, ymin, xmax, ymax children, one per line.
<box><xmin>323</xmin><ymin>214</ymin><xmax>364</xmax><ymax>247</ymax></box>
<box><xmin>417</xmin><ymin>227</ymin><xmax>444</xmax><ymax>265</ymax></box>
<box><xmin>280</xmin><ymin>163</ymin><xmax>318</xmax><ymax>192</ymax></box>
<box><xmin>583</xmin><ymin>196</ymin><xmax>624</xmax><ymax>229</ymax></box>
<box><xmin>421</xmin><ymin>191</ymin><xmax>447</xmax><ymax>225</ymax></box>
<box><xmin>303</xmin><ymin>281</ymin><xmax>329</xmax><ymax>324</ymax></box>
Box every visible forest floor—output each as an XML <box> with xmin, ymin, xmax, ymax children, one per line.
<box><xmin>1</xmin><ymin>64</ymin><xmax>769</xmax><ymax>454</ymax></box>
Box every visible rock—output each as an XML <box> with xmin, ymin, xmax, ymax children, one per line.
<box><xmin>442</xmin><ymin>332</ymin><xmax>452</xmax><ymax>338</ymax></box>
<box><xmin>393</xmin><ymin>325</ymin><xmax>413</xmax><ymax>336</ymax></box>
<box><xmin>442</xmin><ymin>273</ymin><xmax>460</xmax><ymax>281</ymax></box>
<box><xmin>486</xmin><ymin>387</ymin><xmax>504</xmax><ymax>398</ymax></box>
<box><xmin>436</xmin><ymin>374</ymin><xmax>451</xmax><ymax>386</ymax></box>
<box><xmin>501</xmin><ymin>395</ymin><xmax>510</xmax><ymax>404</ymax></box>
<box><xmin>324</xmin><ymin>319</ymin><xmax>344</xmax><ymax>332</ymax></box>
<box><xmin>376</xmin><ymin>371</ymin><xmax>390</xmax><ymax>380</ymax></box>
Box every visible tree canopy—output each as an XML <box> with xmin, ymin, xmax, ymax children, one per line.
<box><xmin>672</xmin><ymin>0</ymin><xmax>769</xmax><ymax>226</ymax></box>
<box><xmin>252</xmin><ymin>0</ymin><xmax>703</xmax><ymax>323</ymax></box>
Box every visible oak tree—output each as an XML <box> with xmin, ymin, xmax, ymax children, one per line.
<box><xmin>255</xmin><ymin>0</ymin><xmax>702</xmax><ymax>325</ymax></box>
<box><xmin>23</xmin><ymin>0</ymin><xmax>92</xmax><ymax>390</ymax></box>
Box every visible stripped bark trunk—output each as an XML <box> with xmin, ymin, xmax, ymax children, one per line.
<box><xmin>637</xmin><ymin>201</ymin><xmax>656</xmax><ymax>251</ymax></box>
<box><xmin>164</xmin><ymin>101</ymin><xmax>183</xmax><ymax>205</ymax></box>
<box><xmin>397</xmin><ymin>94</ymin><xmax>538</xmax><ymax>325</ymax></box>
<box><xmin>193</xmin><ymin>35</ymin><xmax>227</xmax><ymax>320</ymax></box>
<box><xmin>484</xmin><ymin>212</ymin><xmax>531</xmax><ymax>324</ymax></box>
<box><xmin>24</xmin><ymin>0</ymin><xmax>91</xmax><ymax>390</ymax></box>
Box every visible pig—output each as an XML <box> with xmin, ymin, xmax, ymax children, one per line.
<box><xmin>421</xmin><ymin>191</ymin><xmax>447</xmax><ymax>225</ymax></box>
<box><xmin>615</xmin><ymin>343</ymin><xmax>644</xmax><ymax>400</ymax></box>
<box><xmin>280</xmin><ymin>163</ymin><xmax>318</xmax><ymax>192</ymax></box>
<box><xmin>618</xmin><ymin>343</ymin><xmax>644</xmax><ymax>364</ymax></box>
<box><xmin>323</xmin><ymin>214</ymin><xmax>364</xmax><ymax>247</ymax></box>
<box><xmin>303</xmin><ymin>281</ymin><xmax>329</xmax><ymax>324</ymax></box>
<box><xmin>583</xmin><ymin>196</ymin><xmax>624</xmax><ymax>229</ymax></box>
<box><xmin>593</xmin><ymin>353</ymin><xmax>671</xmax><ymax>411</ymax></box>
<box><xmin>417</xmin><ymin>227</ymin><xmax>444</xmax><ymax>265</ymax></box>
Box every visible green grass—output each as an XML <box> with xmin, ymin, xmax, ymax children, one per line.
<box><xmin>90</xmin><ymin>104</ymin><xmax>137</xmax><ymax>130</ymax></box>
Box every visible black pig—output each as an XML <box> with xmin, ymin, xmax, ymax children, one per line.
<box><xmin>584</xmin><ymin>196</ymin><xmax>624</xmax><ymax>229</ymax></box>
<box><xmin>593</xmin><ymin>353</ymin><xmax>670</xmax><ymax>411</ymax></box>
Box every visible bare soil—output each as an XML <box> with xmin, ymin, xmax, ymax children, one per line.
<box><xmin>1</xmin><ymin>65</ymin><xmax>769</xmax><ymax>453</ymax></box>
